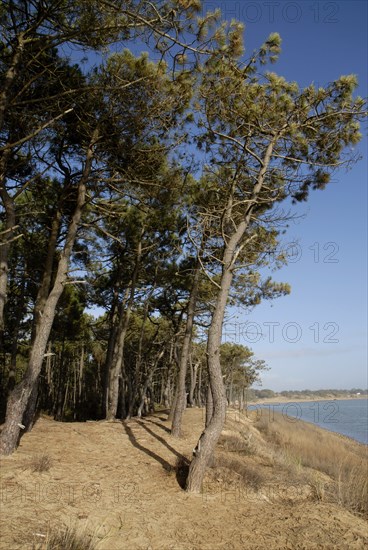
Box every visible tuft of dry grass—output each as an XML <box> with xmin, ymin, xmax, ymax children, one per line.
<box><xmin>213</xmin><ymin>453</ymin><xmax>266</xmax><ymax>490</ymax></box>
<box><xmin>254</xmin><ymin>411</ymin><xmax>368</xmax><ymax>516</ymax></box>
<box><xmin>218</xmin><ymin>432</ymin><xmax>256</xmax><ymax>456</ymax></box>
<box><xmin>30</xmin><ymin>454</ymin><xmax>52</xmax><ymax>473</ymax></box>
<box><xmin>308</xmin><ymin>473</ymin><xmax>326</xmax><ymax>502</ymax></box>
<box><xmin>336</xmin><ymin>458</ymin><xmax>368</xmax><ymax>516</ymax></box>
<box><xmin>32</xmin><ymin>523</ymin><xmax>103</xmax><ymax>550</ymax></box>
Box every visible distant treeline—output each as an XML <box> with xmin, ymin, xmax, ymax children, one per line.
<box><xmin>247</xmin><ymin>388</ymin><xmax>368</xmax><ymax>400</ymax></box>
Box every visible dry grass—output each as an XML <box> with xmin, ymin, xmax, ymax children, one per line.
<box><xmin>213</xmin><ymin>453</ymin><xmax>266</xmax><ymax>491</ymax></box>
<box><xmin>29</xmin><ymin>454</ymin><xmax>52</xmax><ymax>473</ymax></box>
<box><xmin>308</xmin><ymin>473</ymin><xmax>326</xmax><ymax>502</ymax></box>
<box><xmin>218</xmin><ymin>432</ymin><xmax>256</xmax><ymax>456</ymax></box>
<box><xmin>254</xmin><ymin>411</ymin><xmax>368</xmax><ymax>516</ymax></box>
<box><xmin>336</xmin><ymin>458</ymin><xmax>368</xmax><ymax>515</ymax></box>
<box><xmin>31</xmin><ymin>523</ymin><xmax>104</xmax><ymax>550</ymax></box>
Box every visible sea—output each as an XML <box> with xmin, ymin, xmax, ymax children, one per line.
<box><xmin>248</xmin><ymin>398</ymin><xmax>368</xmax><ymax>445</ymax></box>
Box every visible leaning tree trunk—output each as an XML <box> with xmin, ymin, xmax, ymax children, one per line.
<box><xmin>185</xmin><ymin>264</ymin><xmax>231</xmax><ymax>492</ymax></box>
<box><xmin>186</xmin><ymin>225</ymin><xmax>253</xmax><ymax>491</ymax></box>
<box><xmin>186</xmin><ymin>139</ymin><xmax>274</xmax><ymax>492</ymax></box>
<box><xmin>0</xmin><ymin>132</ymin><xmax>96</xmax><ymax>455</ymax></box>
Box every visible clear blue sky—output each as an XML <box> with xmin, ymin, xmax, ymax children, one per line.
<box><xmin>205</xmin><ymin>0</ymin><xmax>367</xmax><ymax>391</ymax></box>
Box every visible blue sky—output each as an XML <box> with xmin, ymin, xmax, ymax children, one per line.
<box><xmin>203</xmin><ymin>0</ymin><xmax>367</xmax><ymax>391</ymax></box>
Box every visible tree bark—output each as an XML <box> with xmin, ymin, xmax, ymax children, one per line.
<box><xmin>23</xmin><ymin>379</ymin><xmax>39</xmax><ymax>432</ymax></box>
<box><xmin>185</xmin><ymin>265</ymin><xmax>230</xmax><ymax>492</ymax></box>
<box><xmin>54</xmin><ymin>338</ymin><xmax>66</xmax><ymax>421</ymax></box>
<box><xmin>188</xmin><ymin>358</ymin><xmax>199</xmax><ymax>407</ymax></box>
<box><xmin>137</xmin><ymin>368</ymin><xmax>153</xmax><ymax>418</ymax></box>
<box><xmin>0</xmin><ymin>34</ymin><xmax>26</xmax><ymax>332</ymax></box>
<box><xmin>205</xmin><ymin>384</ymin><xmax>213</xmax><ymax>427</ymax></box>
<box><xmin>171</xmin><ymin>260</ymin><xmax>201</xmax><ymax>436</ymax></box>
<box><xmin>186</xmin><ymin>139</ymin><xmax>275</xmax><ymax>491</ymax></box>
<box><xmin>7</xmin><ymin>272</ymin><xmax>26</xmax><ymax>393</ymax></box>
<box><xmin>0</xmin><ymin>130</ymin><xmax>97</xmax><ymax>455</ymax></box>
<box><xmin>0</xmin><ymin>150</ymin><xmax>16</xmax><ymax>334</ymax></box>
<box><xmin>106</xmin><ymin>230</ymin><xmax>143</xmax><ymax>420</ymax></box>
<box><xmin>196</xmin><ymin>361</ymin><xmax>203</xmax><ymax>407</ymax></box>
<box><xmin>32</xmin><ymin>208</ymin><xmax>62</xmax><ymax>340</ymax></box>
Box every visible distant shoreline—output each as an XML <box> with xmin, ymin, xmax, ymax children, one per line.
<box><xmin>247</xmin><ymin>395</ymin><xmax>367</xmax><ymax>405</ymax></box>
<box><xmin>242</xmin><ymin>396</ymin><xmax>368</xmax><ymax>446</ymax></box>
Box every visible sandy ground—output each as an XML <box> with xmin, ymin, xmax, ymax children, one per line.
<box><xmin>0</xmin><ymin>408</ymin><xmax>367</xmax><ymax>550</ymax></box>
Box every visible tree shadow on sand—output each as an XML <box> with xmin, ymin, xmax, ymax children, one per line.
<box><xmin>142</xmin><ymin>417</ymin><xmax>171</xmax><ymax>434</ymax></box>
<box><xmin>122</xmin><ymin>420</ymin><xmax>190</xmax><ymax>488</ymax></box>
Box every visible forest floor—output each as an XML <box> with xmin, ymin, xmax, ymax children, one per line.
<box><xmin>0</xmin><ymin>408</ymin><xmax>367</xmax><ymax>550</ymax></box>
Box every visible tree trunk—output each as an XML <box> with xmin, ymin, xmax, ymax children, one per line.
<box><xmin>196</xmin><ymin>361</ymin><xmax>203</xmax><ymax>407</ymax></box>
<box><xmin>186</xmin><ymin>267</ymin><xmax>231</xmax><ymax>492</ymax></box>
<box><xmin>31</xmin><ymin>208</ymin><xmax>62</xmax><ymax>340</ymax></box>
<box><xmin>185</xmin><ymin>140</ymin><xmax>275</xmax><ymax>491</ymax></box>
<box><xmin>229</xmin><ymin>367</ymin><xmax>234</xmax><ymax>406</ymax></box>
<box><xmin>163</xmin><ymin>341</ymin><xmax>175</xmax><ymax>409</ymax></box>
<box><xmin>23</xmin><ymin>379</ymin><xmax>40</xmax><ymax>432</ymax></box>
<box><xmin>0</xmin><ymin>35</ymin><xmax>25</xmax><ymax>331</ymax></box>
<box><xmin>102</xmin><ymin>265</ymin><xmax>123</xmax><ymax>414</ymax></box>
<box><xmin>188</xmin><ymin>358</ymin><xmax>199</xmax><ymax>407</ymax></box>
<box><xmin>7</xmin><ymin>270</ymin><xmax>26</xmax><ymax>393</ymax></box>
<box><xmin>0</xmin><ymin>150</ymin><xmax>16</xmax><ymax>335</ymax></box>
<box><xmin>186</xmin><ymin>229</ymin><xmax>247</xmax><ymax>491</ymax></box>
<box><xmin>130</xmin><ymin>289</ymin><xmax>155</xmax><ymax>418</ymax></box>
<box><xmin>137</xmin><ymin>349</ymin><xmax>164</xmax><ymax>417</ymax></box>
<box><xmin>171</xmin><ymin>260</ymin><xmax>201</xmax><ymax>436</ymax></box>
<box><xmin>168</xmin><ymin>383</ymin><xmax>178</xmax><ymax>422</ymax></box>
<box><xmin>78</xmin><ymin>344</ymin><xmax>84</xmax><ymax>399</ymax></box>
<box><xmin>106</xmin><ymin>230</ymin><xmax>143</xmax><ymax>420</ymax></box>
<box><xmin>0</xmin><ymin>131</ymin><xmax>96</xmax><ymax>455</ymax></box>
<box><xmin>205</xmin><ymin>384</ymin><xmax>213</xmax><ymax>427</ymax></box>
<box><xmin>117</xmin><ymin>375</ymin><xmax>127</xmax><ymax>419</ymax></box>
<box><xmin>54</xmin><ymin>345</ymin><xmax>66</xmax><ymax>421</ymax></box>
<box><xmin>137</xmin><ymin>369</ymin><xmax>154</xmax><ymax>418</ymax></box>
<box><xmin>105</xmin><ymin>291</ymin><xmax>132</xmax><ymax>421</ymax></box>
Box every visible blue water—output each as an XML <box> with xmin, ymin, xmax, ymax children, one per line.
<box><xmin>248</xmin><ymin>399</ymin><xmax>368</xmax><ymax>445</ymax></box>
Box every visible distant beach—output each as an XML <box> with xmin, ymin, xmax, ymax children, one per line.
<box><xmin>249</xmin><ymin>394</ymin><xmax>367</xmax><ymax>405</ymax></box>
